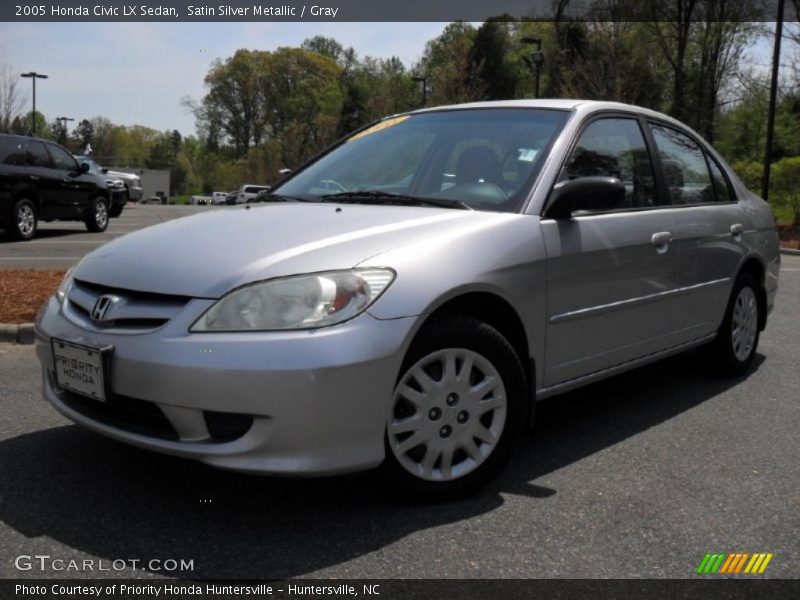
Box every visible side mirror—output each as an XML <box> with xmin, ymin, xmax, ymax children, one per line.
<box><xmin>545</xmin><ymin>176</ymin><xmax>626</xmax><ymax>219</ymax></box>
<box><xmin>79</xmin><ymin>161</ymin><xmax>90</xmax><ymax>174</ymax></box>
<box><xmin>101</xmin><ymin>167</ymin><xmax>108</xmax><ymax>174</ymax></box>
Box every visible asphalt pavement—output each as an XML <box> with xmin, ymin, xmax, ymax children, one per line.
<box><xmin>0</xmin><ymin>204</ymin><xmax>214</xmax><ymax>269</ymax></box>
<box><xmin>0</xmin><ymin>255</ymin><xmax>797</xmax><ymax>580</ymax></box>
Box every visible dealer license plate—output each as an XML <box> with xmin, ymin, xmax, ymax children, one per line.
<box><xmin>52</xmin><ymin>339</ymin><xmax>110</xmax><ymax>402</ymax></box>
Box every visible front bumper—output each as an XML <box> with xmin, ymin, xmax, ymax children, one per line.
<box><xmin>35</xmin><ymin>296</ymin><xmax>417</xmax><ymax>475</ymax></box>
<box><xmin>127</xmin><ymin>187</ymin><xmax>143</xmax><ymax>202</ymax></box>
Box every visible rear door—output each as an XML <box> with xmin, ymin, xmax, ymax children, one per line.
<box><xmin>541</xmin><ymin>115</ymin><xmax>682</xmax><ymax>386</ymax></box>
<box><xmin>23</xmin><ymin>140</ymin><xmax>61</xmax><ymax>218</ymax></box>
<box><xmin>647</xmin><ymin>123</ymin><xmax>745</xmax><ymax>340</ymax></box>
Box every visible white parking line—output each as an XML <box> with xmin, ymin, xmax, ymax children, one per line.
<box><xmin>0</xmin><ymin>256</ymin><xmax>82</xmax><ymax>260</ymax></box>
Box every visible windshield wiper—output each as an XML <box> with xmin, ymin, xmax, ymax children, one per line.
<box><xmin>254</xmin><ymin>192</ymin><xmax>311</xmax><ymax>203</ymax></box>
<box><xmin>319</xmin><ymin>190</ymin><xmax>472</xmax><ymax>210</ymax></box>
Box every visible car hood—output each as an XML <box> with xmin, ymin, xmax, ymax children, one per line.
<box><xmin>73</xmin><ymin>203</ymin><xmax>498</xmax><ymax>298</ymax></box>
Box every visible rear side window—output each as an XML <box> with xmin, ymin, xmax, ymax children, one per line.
<box><xmin>650</xmin><ymin>125</ymin><xmax>715</xmax><ymax>205</ymax></box>
<box><xmin>48</xmin><ymin>144</ymin><xmax>78</xmax><ymax>171</ymax></box>
<box><xmin>243</xmin><ymin>186</ymin><xmax>268</xmax><ymax>194</ymax></box>
<box><xmin>706</xmin><ymin>156</ymin><xmax>733</xmax><ymax>203</ymax></box>
<box><xmin>0</xmin><ymin>138</ymin><xmax>25</xmax><ymax>165</ymax></box>
<box><xmin>25</xmin><ymin>141</ymin><xmax>51</xmax><ymax>168</ymax></box>
<box><xmin>563</xmin><ymin>117</ymin><xmax>658</xmax><ymax>209</ymax></box>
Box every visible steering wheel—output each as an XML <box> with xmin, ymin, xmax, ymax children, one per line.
<box><xmin>319</xmin><ymin>179</ymin><xmax>347</xmax><ymax>193</ymax></box>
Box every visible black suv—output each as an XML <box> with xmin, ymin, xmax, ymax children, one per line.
<box><xmin>0</xmin><ymin>134</ymin><xmax>124</xmax><ymax>241</ymax></box>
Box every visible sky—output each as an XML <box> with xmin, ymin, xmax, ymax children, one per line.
<box><xmin>0</xmin><ymin>22</ymin><xmax>780</xmax><ymax>138</ymax></box>
<box><xmin>0</xmin><ymin>22</ymin><xmax>450</xmax><ymax>136</ymax></box>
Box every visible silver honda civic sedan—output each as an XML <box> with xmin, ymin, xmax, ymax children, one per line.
<box><xmin>35</xmin><ymin>100</ymin><xmax>780</xmax><ymax>498</ymax></box>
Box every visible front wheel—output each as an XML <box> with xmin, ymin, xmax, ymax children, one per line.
<box><xmin>703</xmin><ymin>273</ymin><xmax>762</xmax><ymax>376</ymax></box>
<box><xmin>85</xmin><ymin>197</ymin><xmax>109</xmax><ymax>232</ymax></box>
<box><xmin>382</xmin><ymin>316</ymin><xmax>528</xmax><ymax>500</ymax></box>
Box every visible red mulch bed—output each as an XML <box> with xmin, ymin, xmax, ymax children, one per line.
<box><xmin>0</xmin><ymin>269</ymin><xmax>66</xmax><ymax>323</ymax></box>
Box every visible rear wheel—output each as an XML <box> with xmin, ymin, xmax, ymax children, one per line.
<box><xmin>704</xmin><ymin>273</ymin><xmax>761</xmax><ymax>376</ymax></box>
<box><xmin>85</xmin><ymin>197</ymin><xmax>109</xmax><ymax>232</ymax></box>
<box><xmin>382</xmin><ymin>316</ymin><xmax>527</xmax><ymax>500</ymax></box>
<box><xmin>8</xmin><ymin>199</ymin><xmax>37</xmax><ymax>241</ymax></box>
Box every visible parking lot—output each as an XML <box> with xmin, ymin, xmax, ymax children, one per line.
<box><xmin>0</xmin><ymin>214</ymin><xmax>797</xmax><ymax>579</ymax></box>
<box><xmin>0</xmin><ymin>204</ymin><xmax>213</xmax><ymax>269</ymax></box>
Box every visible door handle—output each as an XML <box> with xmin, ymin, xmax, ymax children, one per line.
<box><xmin>730</xmin><ymin>223</ymin><xmax>744</xmax><ymax>236</ymax></box>
<box><xmin>651</xmin><ymin>231</ymin><xmax>672</xmax><ymax>246</ymax></box>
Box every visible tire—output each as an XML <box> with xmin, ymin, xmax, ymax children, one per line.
<box><xmin>108</xmin><ymin>204</ymin><xmax>123</xmax><ymax>218</ymax></box>
<box><xmin>8</xmin><ymin>199</ymin><xmax>38</xmax><ymax>241</ymax></box>
<box><xmin>381</xmin><ymin>315</ymin><xmax>528</xmax><ymax>500</ymax></box>
<box><xmin>85</xmin><ymin>197</ymin><xmax>109</xmax><ymax>232</ymax></box>
<box><xmin>703</xmin><ymin>273</ymin><xmax>762</xmax><ymax>376</ymax></box>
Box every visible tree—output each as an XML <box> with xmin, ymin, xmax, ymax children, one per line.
<box><xmin>302</xmin><ymin>36</ymin><xmax>345</xmax><ymax>64</ymax></box>
<box><xmin>0</xmin><ymin>65</ymin><xmax>26</xmax><ymax>133</ymax></box>
<box><xmin>73</xmin><ymin>119</ymin><xmax>94</xmax><ymax>153</ymax></box>
<box><xmin>772</xmin><ymin>157</ymin><xmax>800</xmax><ymax>225</ymax></box>
<box><xmin>11</xmin><ymin>111</ymin><xmax>49</xmax><ymax>138</ymax></box>
<box><xmin>469</xmin><ymin>20</ymin><xmax>518</xmax><ymax>100</ymax></box>
<box><xmin>417</xmin><ymin>22</ymin><xmax>483</xmax><ymax>105</ymax></box>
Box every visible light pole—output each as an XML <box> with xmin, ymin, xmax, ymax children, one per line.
<box><xmin>521</xmin><ymin>37</ymin><xmax>544</xmax><ymax>99</ymax></box>
<box><xmin>762</xmin><ymin>0</ymin><xmax>784</xmax><ymax>202</ymax></box>
<box><xmin>412</xmin><ymin>76</ymin><xmax>428</xmax><ymax>107</ymax></box>
<box><xmin>56</xmin><ymin>116</ymin><xmax>74</xmax><ymax>145</ymax></box>
<box><xmin>20</xmin><ymin>72</ymin><xmax>48</xmax><ymax>136</ymax></box>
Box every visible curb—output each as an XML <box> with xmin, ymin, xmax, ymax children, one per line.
<box><xmin>780</xmin><ymin>247</ymin><xmax>800</xmax><ymax>256</ymax></box>
<box><xmin>0</xmin><ymin>323</ymin><xmax>35</xmax><ymax>345</ymax></box>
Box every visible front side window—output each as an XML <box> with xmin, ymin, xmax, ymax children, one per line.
<box><xmin>276</xmin><ymin>109</ymin><xmax>570</xmax><ymax>213</ymax></box>
<box><xmin>562</xmin><ymin>117</ymin><xmax>657</xmax><ymax>209</ymax></box>
<box><xmin>25</xmin><ymin>142</ymin><xmax>51</xmax><ymax>168</ymax></box>
<box><xmin>48</xmin><ymin>144</ymin><xmax>79</xmax><ymax>171</ymax></box>
<box><xmin>650</xmin><ymin>125</ymin><xmax>715</xmax><ymax>205</ymax></box>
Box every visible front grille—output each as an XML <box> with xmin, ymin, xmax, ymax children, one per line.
<box><xmin>60</xmin><ymin>388</ymin><xmax>180</xmax><ymax>441</ymax></box>
<box><xmin>66</xmin><ymin>279</ymin><xmax>191</xmax><ymax>332</ymax></box>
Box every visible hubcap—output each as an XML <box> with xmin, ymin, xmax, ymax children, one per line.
<box><xmin>387</xmin><ymin>348</ymin><xmax>507</xmax><ymax>482</ymax></box>
<box><xmin>731</xmin><ymin>286</ymin><xmax>758</xmax><ymax>362</ymax></box>
<box><xmin>96</xmin><ymin>201</ymin><xmax>108</xmax><ymax>228</ymax></box>
<box><xmin>17</xmin><ymin>205</ymin><xmax>35</xmax><ymax>236</ymax></box>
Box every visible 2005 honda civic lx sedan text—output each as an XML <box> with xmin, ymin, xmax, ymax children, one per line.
<box><xmin>35</xmin><ymin>100</ymin><xmax>780</xmax><ymax>498</ymax></box>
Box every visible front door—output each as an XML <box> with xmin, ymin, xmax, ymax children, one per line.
<box><xmin>542</xmin><ymin>116</ymin><xmax>682</xmax><ymax>386</ymax></box>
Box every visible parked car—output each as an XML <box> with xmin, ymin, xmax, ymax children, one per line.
<box><xmin>233</xmin><ymin>184</ymin><xmax>271</xmax><ymax>204</ymax></box>
<box><xmin>141</xmin><ymin>195</ymin><xmax>165</xmax><ymax>205</ymax></box>
<box><xmin>211</xmin><ymin>192</ymin><xmax>228</xmax><ymax>205</ymax></box>
<box><xmin>0</xmin><ymin>134</ymin><xmax>116</xmax><ymax>240</ymax></box>
<box><xmin>224</xmin><ymin>190</ymin><xmax>239</xmax><ymax>205</ymax></box>
<box><xmin>189</xmin><ymin>195</ymin><xmax>211</xmax><ymax>206</ymax></box>
<box><xmin>34</xmin><ymin>101</ymin><xmax>779</xmax><ymax>498</ymax></box>
<box><xmin>74</xmin><ymin>155</ymin><xmax>128</xmax><ymax>217</ymax></box>
<box><xmin>104</xmin><ymin>168</ymin><xmax>143</xmax><ymax>203</ymax></box>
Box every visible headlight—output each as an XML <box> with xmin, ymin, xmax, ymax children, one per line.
<box><xmin>56</xmin><ymin>267</ymin><xmax>75</xmax><ymax>304</ymax></box>
<box><xmin>190</xmin><ymin>269</ymin><xmax>395</xmax><ymax>332</ymax></box>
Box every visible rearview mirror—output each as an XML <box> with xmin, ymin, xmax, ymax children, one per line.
<box><xmin>546</xmin><ymin>176</ymin><xmax>626</xmax><ymax>219</ymax></box>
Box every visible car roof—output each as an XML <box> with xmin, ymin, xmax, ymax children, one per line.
<box><xmin>408</xmin><ymin>99</ymin><xmax>695</xmax><ymax>136</ymax></box>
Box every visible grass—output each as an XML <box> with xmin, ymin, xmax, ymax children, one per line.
<box><xmin>0</xmin><ymin>270</ymin><xmax>66</xmax><ymax>323</ymax></box>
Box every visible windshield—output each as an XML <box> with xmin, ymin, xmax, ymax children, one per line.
<box><xmin>275</xmin><ymin>108</ymin><xmax>570</xmax><ymax>213</ymax></box>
